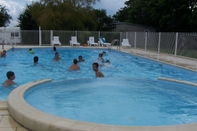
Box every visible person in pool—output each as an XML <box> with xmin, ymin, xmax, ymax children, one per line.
<box><xmin>34</xmin><ymin>56</ymin><xmax>39</xmax><ymax>65</ymax></box>
<box><xmin>69</xmin><ymin>59</ymin><xmax>80</xmax><ymax>70</ymax></box>
<box><xmin>2</xmin><ymin>71</ymin><xmax>18</xmax><ymax>87</ymax></box>
<box><xmin>92</xmin><ymin>62</ymin><xmax>104</xmax><ymax>78</ymax></box>
<box><xmin>29</xmin><ymin>48</ymin><xmax>35</xmax><ymax>54</ymax></box>
<box><xmin>97</xmin><ymin>53</ymin><xmax>104</xmax><ymax>62</ymax></box>
<box><xmin>53</xmin><ymin>46</ymin><xmax>57</xmax><ymax>51</ymax></box>
<box><xmin>53</xmin><ymin>52</ymin><xmax>61</xmax><ymax>61</ymax></box>
<box><xmin>0</xmin><ymin>50</ymin><xmax>6</xmax><ymax>57</ymax></box>
<box><xmin>78</xmin><ymin>55</ymin><xmax>84</xmax><ymax>62</ymax></box>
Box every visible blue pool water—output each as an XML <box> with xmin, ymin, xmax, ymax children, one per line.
<box><xmin>0</xmin><ymin>47</ymin><xmax>197</xmax><ymax>100</ymax></box>
<box><xmin>25</xmin><ymin>78</ymin><xmax>197</xmax><ymax>126</ymax></box>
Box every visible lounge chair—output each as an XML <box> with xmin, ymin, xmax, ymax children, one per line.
<box><xmin>70</xmin><ymin>36</ymin><xmax>80</xmax><ymax>46</ymax></box>
<box><xmin>87</xmin><ymin>37</ymin><xmax>99</xmax><ymax>46</ymax></box>
<box><xmin>51</xmin><ymin>36</ymin><xmax>61</xmax><ymax>46</ymax></box>
<box><xmin>99</xmin><ymin>37</ymin><xmax>111</xmax><ymax>47</ymax></box>
<box><xmin>122</xmin><ymin>39</ymin><xmax>131</xmax><ymax>47</ymax></box>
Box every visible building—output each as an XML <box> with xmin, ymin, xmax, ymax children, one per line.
<box><xmin>109</xmin><ymin>22</ymin><xmax>156</xmax><ymax>32</ymax></box>
<box><xmin>0</xmin><ymin>27</ymin><xmax>21</xmax><ymax>45</ymax></box>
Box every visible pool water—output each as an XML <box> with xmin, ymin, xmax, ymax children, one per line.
<box><xmin>0</xmin><ymin>47</ymin><xmax>197</xmax><ymax>100</ymax></box>
<box><xmin>25</xmin><ymin>78</ymin><xmax>197</xmax><ymax>126</ymax></box>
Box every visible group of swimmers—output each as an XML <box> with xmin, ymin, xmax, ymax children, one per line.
<box><xmin>1</xmin><ymin>47</ymin><xmax>106</xmax><ymax>87</ymax></box>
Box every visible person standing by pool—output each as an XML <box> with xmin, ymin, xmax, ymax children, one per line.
<box><xmin>92</xmin><ymin>62</ymin><xmax>104</xmax><ymax>78</ymax></box>
<box><xmin>34</xmin><ymin>56</ymin><xmax>39</xmax><ymax>65</ymax></box>
<box><xmin>0</xmin><ymin>50</ymin><xmax>6</xmax><ymax>57</ymax></box>
<box><xmin>53</xmin><ymin>52</ymin><xmax>61</xmax><ymax>61</ymax></box>
<box><xmin>2</xmin><ymin>71</ymin><xmax>18</xmax><ymax>87</ymax></box>
<box><xmin>69</xmin><ymin>59</ymin><xmax>80</xmax><ymax>70</ymax></box>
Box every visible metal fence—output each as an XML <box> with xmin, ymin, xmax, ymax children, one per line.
<box><xmin>1</xmin><ymin>30</ymin><xmax>197</xmax><ymax>59</ymax></box>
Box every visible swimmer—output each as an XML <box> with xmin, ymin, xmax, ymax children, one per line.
<box><xmin>34</xmin><ymin>56</ymin><xmax>39</xmax><ymax>65</ymax></box>
<box><xmin>92</xmin><ymin>62</ymin><xmax>104</xmax><ymax>78</ymax></box>
<box><xmin>0</xmin><ymin>50</ymin><xmax>6</xmax><ymax>57</ymax></box>
<box><xmin>69</xmin><ymin>59</ymin><xmax>80</xmax><ymax>70</ymax></box>
<box><xmin>2</xmin><ymin>71</ymin><xmax>18</xmax><ymax>87</ymax></box>
<box><xmin>53</xmin><ymin>46</ymin><xmax>57</xmax><ymax>51</ymax></box>
<box><xmin>29</xmin><ymin>48</ymin><xmax>35</xmax><ymax>54</ymax></box>
<box><xmin>53</xmin><ymin>52</ymin><xmax>61</xmax><ymax>61</ymax></box>
<box><xmin>102</xmin><ymin>51</ymin><xmax>106</xmax><ymax>56</ymax></box>
<box><xmin>97</xmin><ymin>53</ymin><xmax>104</xmax><ymax>62</ymax></box>
<box><xmin>78</xmin><ymin>55</ymin><xmax>84</xmax><ymax>62</ymax></box>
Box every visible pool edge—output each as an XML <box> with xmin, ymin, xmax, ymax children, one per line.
<box><xmin>7</xmin><ymin>79</ymin><xmax>197</xmax><ymax>131</ymax></box>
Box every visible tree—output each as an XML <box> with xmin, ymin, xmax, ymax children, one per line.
<box><xmin>0</xmin><ymin>5</ymin><xmax>12</xmax><ymax>27</ymax></box>
<box><xmin>113</xmin><ymin>0</ymin><xmax>197</xmax><ymax>32</ymax></box>
<box><xmin>94</xmin><ymin>9</ymin><xmax>114</xmax><ymax>31</ymax></box>
<box><xmin>18</xmin><ymin>4</ymin><xmax>39</xmax><ymax>30</ymax></box>
<box><xmin>18</xmin><ymin>0</ymin><xmax>100</xmax><ymax>30</ymax></box>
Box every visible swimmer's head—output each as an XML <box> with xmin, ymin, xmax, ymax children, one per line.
<box><xmin>29</xmin><ymin>48</ymin><xmax>32</xmax><ymax>51</ymax></box>
<box><xmin>34</xmin><ymin>56</ymin><xmax>39</xmax><ymax>63</ymax></box>
<box><xmin>98</xmin><ymin>53</ymin><xmax>103</xmax><ymax>58</ymax></box>
<box><xmin>6</xmin><ymin>71</ymin><xmax>15</xmax><ymax>80</ymax></box>
<box><xmin>53</xmin><ymin>46</ymin><xmax>56</xmax><ymax>51</ymax></box>
<box><xmin>106</xmin><ymin>60</ymin><xmax>110</xmax><ymax>63</ymax></box>
<box><xmin>92</xmin><ymin>62</ymin><xmax>99</xmax><ymax>71</ymax></box>
<box><xmin>102</xmin><ymin>51</ymin><xmax>106</xmax><ymax>55</ymax></box>
<box><xmin>73</xmin><ymin>59</ymin><xmax>78</xmax><ymax>64</ymax></box>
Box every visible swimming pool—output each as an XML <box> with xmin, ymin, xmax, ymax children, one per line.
<box><xmin>1</xmin><ymin>47</ymin><xmax>197</xmax><ymax>100</ymax></box>
<box><xmin>25</xmin><ymin>78</ymin><xmax>197</xmax><ymax>126</ymax></box>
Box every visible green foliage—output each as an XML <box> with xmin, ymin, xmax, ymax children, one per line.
<box><xmin>18</xmin><ymin>4</ymin><xmax>39</xmax><ymax>30</ymax></box>
<box><xmin>0</xmin><ymin>5</ymin><xmax>12</xmax><ymax>27</ymax></box>
<box><xmin>94</xmin><ymin>9</ymin><xmax>114</xmax><ymax>31</ymax></box>
<box><xmin>113</xmin><ymin>0</ymin><xmax>197</xmax><ymax>32</ymax></box>
<box><xmin>18</xmin><ymin>0</ymin><xmax>101</xmax><ymax>30</ymax></box>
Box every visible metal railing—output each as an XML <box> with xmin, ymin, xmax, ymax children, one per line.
<box><xmin>1</xmin><ymin>30</ymin><xmax>197</xmax><ymax>59</ymax></box>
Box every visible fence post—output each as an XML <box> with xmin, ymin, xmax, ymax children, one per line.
<box><xmin>50</xmin><ymin>30</ymin><xmax>53</xmax><ymax>45</ymax></box>
<box><xmin>120</xmin><ymin>32</ymin><xmax>122</xmax><ymax>49</ymax></box>
<box><xmin>145</xmin><ymin>32</ymin><xmax>148</xmax><ymax>50</ymax></box>
<box><xmin>126</xmin><ymin>32</ymin><xmax>128</xmax><ymax>39</ymax></box>
<box><xmin>175</xmin><ymin>32</ymin><xmax>178</xmax><ymax>56</ymax></box>
<box><xmin>134</xmin><ymin>32</ymin><xmax>136</xmax><ymax>48</ymax></box>
<box><xmin>39</xmin><ymin>26</ymin><xmax>42</xmax><ymax>46</ymax></box>
<box><xmin>76</xmin><ymin>31</ymin><xmax>77</xmax><ymax>38</ymax></box>
<box><xmin>158</xmin><ymin>32</ymin><xmax>161</xmax><ymax>54</ymax></box>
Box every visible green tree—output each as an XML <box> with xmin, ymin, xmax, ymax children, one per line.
<box><xmin>0</xmin><ymin>5</ymin><xmax>12</xmax><ymax>27</ymax></box>
<box><xmin>18</xmin><ymin>0</ymin><xmax>100</xmax><ymax>30</ymax></box>
<box><xmin>18</xmin><ymin>4</ymin><xmax>39</xmax><ymax>30</ymax></box>
<box><xmin>114</xmin><ymin>0</ymin><xmax>197</xmax><ymax>32</ymax></box>
<box><xmin>94</xmin><ymin>9</ymin><xmax>114</xmax><ymax>31</ymax></box>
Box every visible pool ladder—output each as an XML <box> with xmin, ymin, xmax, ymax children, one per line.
<box><xmin>108</xmin><ymin>39</ymin><xmax>120</xmax><ymax>51</ymax></box>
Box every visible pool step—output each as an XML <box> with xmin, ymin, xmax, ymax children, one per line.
<box><xmin>0</xmin><ymin>101</ymin><xmax>8</xmax><ymax>110</ymax></box>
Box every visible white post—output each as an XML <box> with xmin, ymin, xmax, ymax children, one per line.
<box><xmin>120</xmin><ymin>32</ymin><xmax>122</xmax><ymax>49</ymax></box>
<box><xmin>158</xmin><ymin>32</ymin><xmax>161</xmax><ymax>54</ymax></box>
<box><xmin>76</xmin><ymin>31</ymin><xmax>77</xmax><ymax>37</ymax></box>
<box><xmin>50</xmin><ymin>30</ymin><xmax>53</xmax><ymax>45</ymax></box>
<box><xmin>134</xmin><ymin>32</ymin><xmax>137</xmax><ymax>48</ymax></box>
<box><xmin>145</xmin><ymin>32</ymin><xmax>148</xmax><ymax>50</ymax></box>
<box><xmin>175</xmin><ymin>32</ymin><xmax>178</xmax><ymax>56</ymax></box>
<box><xmin>39</xmin><ymin>26</ymin><xmax>42</xmax><ymax>46</ymax></box>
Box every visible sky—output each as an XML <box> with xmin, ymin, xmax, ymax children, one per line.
<box><xmin>0</xmin><ymin>0</ymin><xmax>126</xmax><ymax>27</ymax></box>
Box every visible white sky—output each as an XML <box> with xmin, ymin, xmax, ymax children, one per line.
<box><xmin>0</xmin><ymin>0</ymin><xmax>126</xmax><ymax>27</ymax></box>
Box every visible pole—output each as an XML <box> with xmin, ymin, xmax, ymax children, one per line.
<box><xmin>39</xmin><ymin>26</ymin><xmax>42</xmax><ymax>46</ymax></box>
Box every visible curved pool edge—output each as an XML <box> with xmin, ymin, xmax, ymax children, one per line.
<box><xmin>8</xmin><ymin>79</ymin><xmax>197</xmax><ymax>131</ymax></box>
<box><xmin>158</xmin><ymin>77</ymin><xmax>197</xmax><ymax>87</ymax></box>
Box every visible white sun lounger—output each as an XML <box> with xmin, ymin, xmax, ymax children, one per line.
<box><xmin>51</xmin><ymin>36</ymin><xmax>61</xmax><ymax>46</ymax></box>
<box><xmin>70</xmin><ymin>36</ymin><xmax>80</xmax><ymax>46</ymax></box>
<box><xmin>87</xmin><ymin>37</ymin><xmax>99</xmax><ymax>46</ymax></box>
<box><xmin>122</xmin><ymin>39</ymin><xmax>131</xmax><ymax>47</ymax></box>
<box><xmin>99</xmin><ymin>37</ymin><xmax>111</xmax><ymax>47</ymax></box>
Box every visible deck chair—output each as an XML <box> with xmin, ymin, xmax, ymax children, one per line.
<box><xmin>99</xmin><ymin>37</ymin><xmax>111</xmax><ymax>47</ymax></box>
<box><xmin>51</xmin><ymin>36</ymin><xmax>61</xmax><ymax>46</ymax></box>
<box><xmin>87</xmin><ymin>37</ymin><xmax>99</xmax><ymax>46</ymax></box>
<box><xmin>122</xmin><ymin>39</ymin><xmax>131</xmax><ymax>47</ymax></box>
<box><xmin>70</xmin><ymin>36</ymin><xmax>80</xmax><ymax>46</ymax></box>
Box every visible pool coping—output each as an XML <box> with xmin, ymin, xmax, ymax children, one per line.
<box><xmin>8</xmin><ymin>79</ymin><xmax>197</xmax><ymax>131</ymax></box>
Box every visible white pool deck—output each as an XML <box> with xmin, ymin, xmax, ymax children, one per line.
<box><xmin>0</xmin><ymin>45</ymin><xmax>197</xmax><ymax>131</ymax></box>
